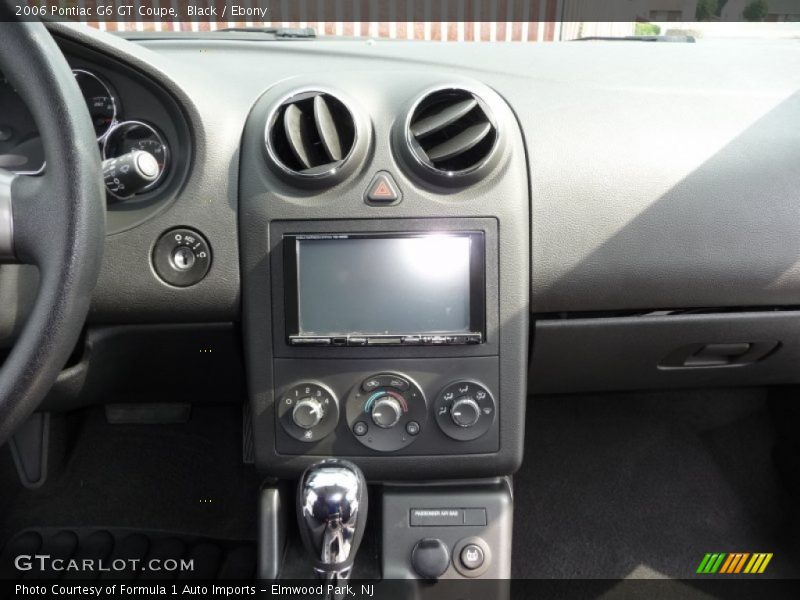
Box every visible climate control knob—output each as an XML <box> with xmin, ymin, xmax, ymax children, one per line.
<box><xmin>292</xmin><ymin>397</ymin><xmax>324</xmax><ymax>430</ymax></box>
<box><xmin>434</xmin><ymin>381</ymin><xmax>495</xmax><ymax>441</ymax></box>
<box><xmin>450</xmin><ymin>397</ymin><xmax>481</xmax><ymax>428</ymax></box>
<box><xmin>278</xmin><ymin>382</ymin><xmax>338</xmax><ymax>443</ymax></box>
<box><xmin>371</xmin><ymin>395</ymin><xmax>403</xmax><ymax>429</ymax></box>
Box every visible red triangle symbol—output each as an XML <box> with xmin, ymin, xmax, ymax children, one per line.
<box><xmin>372</xmin><ymin>180</ymin><xmax>394</xmax><ymax>198</ymax></box>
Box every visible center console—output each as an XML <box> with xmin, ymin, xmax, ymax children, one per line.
<box><xmin>239</xmin><ymin>71</ymin><xmax>529</xmax><ymax>582</ymax></box>
<box><xmin>271</xmin><ymin>219</ymin><xmax>500</xmax><ymax>458</ymax></box>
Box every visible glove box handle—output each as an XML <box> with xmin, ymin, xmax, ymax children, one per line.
<box><xmin>659</xmin><ymin>341</ymin><xmax>780</xmax><ymax>369</ymax></box>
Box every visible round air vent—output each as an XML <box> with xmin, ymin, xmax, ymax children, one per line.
<box><xmin>401</xmin><ymin>87</ymin><xmax>499</xmax><ymax>185</ymax></box>
<box><xmin>264</xmin><ymin>90</ymin><xmax>364</xmax><ymax>187</ymax></box>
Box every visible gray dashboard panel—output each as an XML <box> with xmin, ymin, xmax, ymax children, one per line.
<box><xmin>43</xmin><ymin>27</ymin><xmax>800</xmax><ymax>321</ymax></box>
<box><xmin>520</xmin><ymin>43</ymin><xmax>800</xmax><ymax>312</ymax></box>
<box><xmin>18</xmin><ymin>25</ymin><xmax>800</xmax><ymax>411</ymax></box>
<box><xmin>137</xmin><ymin>37</ymin><xmax>800</xmax><ymax>314</ymax></box>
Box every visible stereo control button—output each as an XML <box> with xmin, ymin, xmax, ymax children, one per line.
<box><xmin>290</xmin><ymin>337</ymin><xmax>331</xmax><ymax>346</ymax></box>
<box><xmin>366</xmin><ymin>337</ymin><xmax>402</xmax><ymax>345</ymax></box>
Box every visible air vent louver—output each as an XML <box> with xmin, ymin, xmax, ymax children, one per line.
<box><xmin>407</xmin><ymin>89</ymin><xmax>497</xmax><ymax>175</ymax></box>
<box><xmin>267</xmin><ymin>91</ymin><xmax>356</xmax><ymax>179</ymax></box>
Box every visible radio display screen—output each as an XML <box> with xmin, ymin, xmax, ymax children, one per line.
<box><xmin>285</xmin><ymin>233</ymin><xmax>484</xmax><ymax>340</ymax></box>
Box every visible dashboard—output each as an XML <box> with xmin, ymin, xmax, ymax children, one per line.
<box><xmin>3</xmin><ymin>24</ymin><xmax>800</xmax><ymax>584</ymax></box>
<box><xmin>2</xmin><ymin>23</ymin><xmax>800</xmax><ymax>482</ymax></box>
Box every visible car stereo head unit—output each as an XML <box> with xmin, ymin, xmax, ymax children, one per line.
<box><xmin>283</xmin><ymin>232</ymin><xmax>486</xmax><ymax>347</ymax></box>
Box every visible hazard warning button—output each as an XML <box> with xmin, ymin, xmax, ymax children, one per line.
<box><xmin>365</xmin><ymin>171</ymin><xmax>401</xmax><ymax>205</ymax></box>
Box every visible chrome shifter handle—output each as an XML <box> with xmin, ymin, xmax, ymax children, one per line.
<box><xmin>297</xmin><ymin>459</ymin><xmax>368</xmax><ymax>583</ymax></box>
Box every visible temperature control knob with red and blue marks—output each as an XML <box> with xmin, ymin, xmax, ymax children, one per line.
<box><xmin>347</xmin><ymin>373</ymin><xmax>426</xmax><ymax>452</ymax></box>
<box><xmin>367</xmin><ymin>391</ymin><xmax>407</xmax><ymax>429</ymax></box>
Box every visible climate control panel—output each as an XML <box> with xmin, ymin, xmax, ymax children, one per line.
<box><xmin>274</xmin><ymin>359</ymin><xmax>499</xmax><ymax>456</ymax></box>
<box><xmin>345</xmin><ymin>373</ymin><xmax>427</xmax><ymax>452</ymax></box>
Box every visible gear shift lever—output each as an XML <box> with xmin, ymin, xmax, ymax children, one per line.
<box><xmin>297</xmin><ymin>459</ymin><xmax>368</xmax><ymax>584</ymax></box>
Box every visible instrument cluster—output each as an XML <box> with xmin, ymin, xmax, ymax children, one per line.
<box><xmin>0</xmin><ymin>67</ymin><xmax>169</xmax><ymax>201</ymax></box>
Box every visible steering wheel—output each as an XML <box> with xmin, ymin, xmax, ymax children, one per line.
<box><xmin>0</xmin><ymin>19</ymin><xmax>105</xmax><ymax>446</ymax></box>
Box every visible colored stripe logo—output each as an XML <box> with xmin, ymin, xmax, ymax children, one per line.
<box><xmin>696</xmin><ymin>553</ymin><xmax>773</xmax><ymax>574</ymax></box>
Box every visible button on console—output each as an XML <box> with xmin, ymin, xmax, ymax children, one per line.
<box><xmin>362</xmin><ymin>378</ymin><xmax>382</xmax><ymax>393</ymax></box>
<box><xmin>453</xmin><ymin>536</ymin><xmax>492</xmax><ymax>578</ymax></box>
<box><xmin>387</xmin><ymin>376</ymin><xmax>409</xmax><ymax>391</ymax></box>
<box><xmin>460</xmin><ymin>544</ymin><xmax>485</xmax><ymax>570</ymax></box>
<box><xmin>366</xmin><ymin>337</ymin><xmax>402</xmax><ymax>345</ymax></box>
<box><xmin>364</xmin><ymin>171</ymin><xmax>402</xmax><ymax>205</ymax></box>
<box><xmin>290</xmin><ymin>337</ymin><xmax>331</xmax><ymax>346</ymax></box>
<box><xmin>361</xmin><ymin>374</ymin><xmax>410</xmax><ymax>392</ymax></box>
